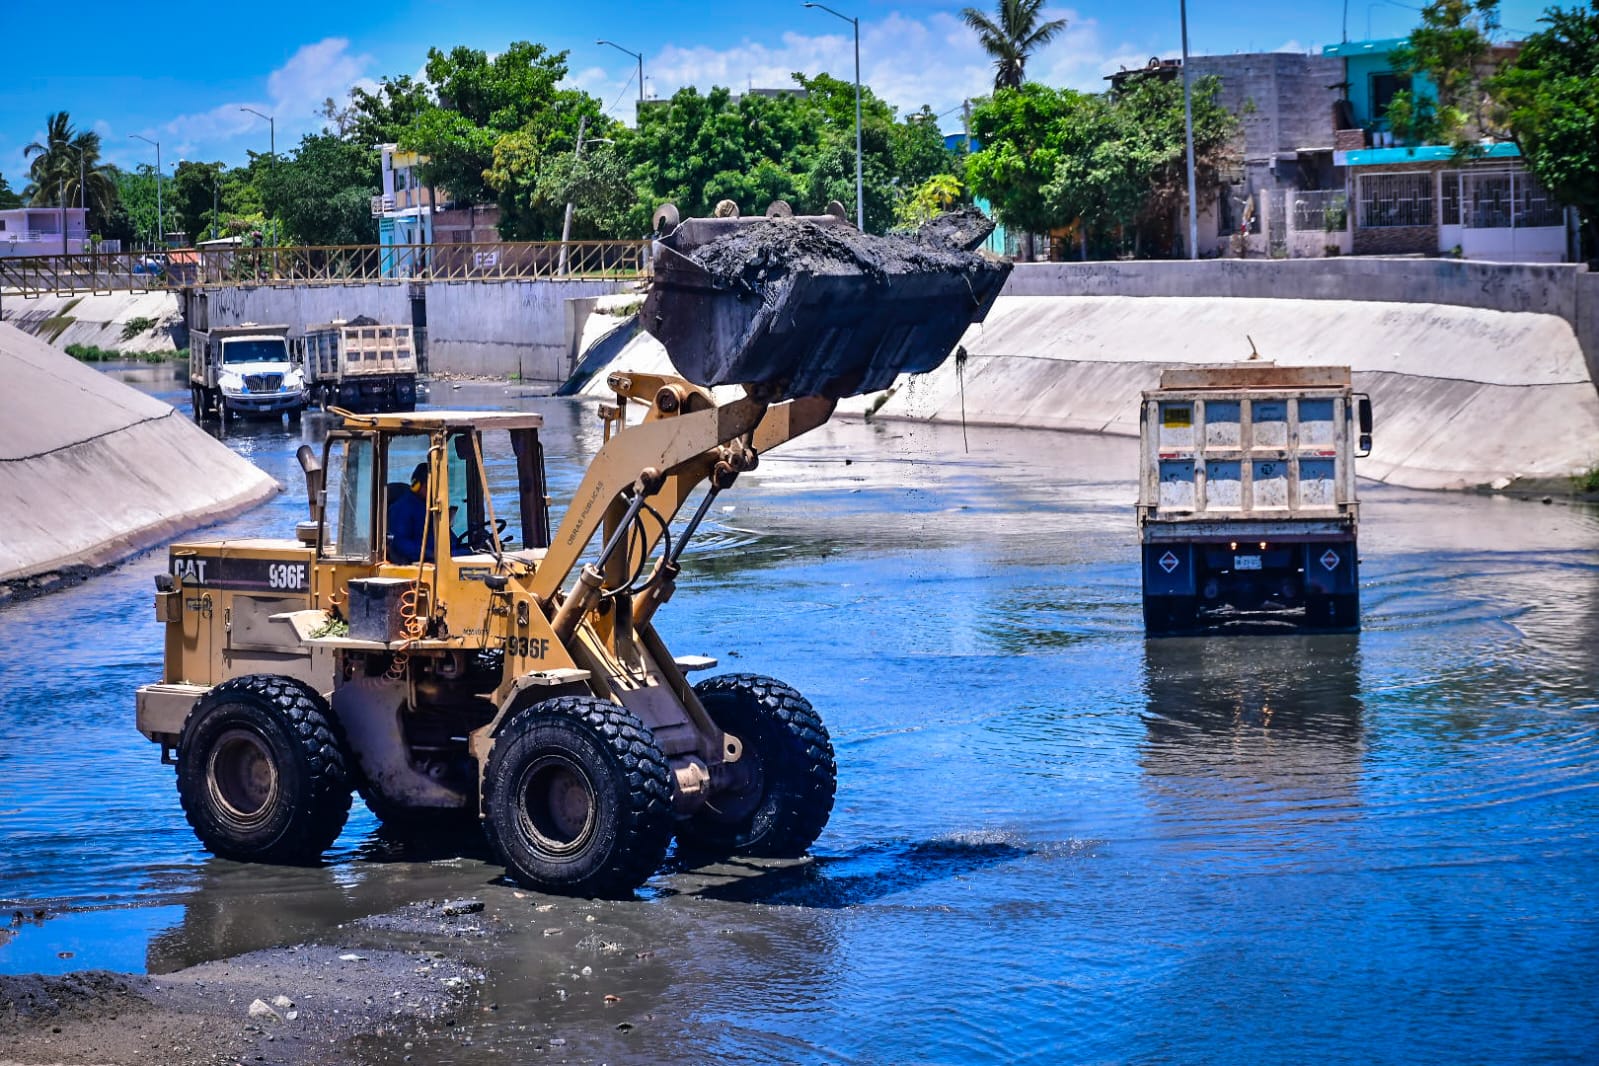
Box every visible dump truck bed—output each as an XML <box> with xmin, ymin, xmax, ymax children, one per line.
<box><xmin>1138</xmin><ymin>365</ymin><xmax>1360</xmax><ymax>528</ymax></box>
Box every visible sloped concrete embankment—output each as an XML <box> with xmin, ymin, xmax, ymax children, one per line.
<box><xmin>0</xmin><ymin>322</ymin><xmax>279</xmax><ymax>588</ymax></box>
<box><xmin>573</xmin><ymin>279</ymin><xmax>1599</xmax><ymax>491</ymax></box>
<box><xmin>860</xmin><ymin>294</ymin><xmax>1599</xmax><ymax>490</ymax></box>
<box><xmin>1</xmin><ymin>290</ymin><xmax>185</xmax><ymax>354</ymax></box>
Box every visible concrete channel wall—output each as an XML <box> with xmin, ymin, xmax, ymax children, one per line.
<box><xmin>577</xmin><ymin>258</ymin><xmax>1599</xmax><ymax>491</ymax></box>
<box><xmin>0</xmin><ymin>322</ymin><xmax>280</xmax><ymax>587</ymax></box>
<box><xmin>1005</xmin><ymin>260</ymin><xmax>1599</xmax><ymax>388</ymax></box>
<box><xmin>0</xmin><ymin>290</ymin><xmax>184</xmax><ymax>354</ymax></box>
<box><xmin>188</xmin><ymin>278</ymin><xmax>631</xmax><ymax>381</ymax></box>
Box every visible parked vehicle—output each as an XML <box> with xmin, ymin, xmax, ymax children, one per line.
<box><xmin>188</xmin><ymin>324</ymin><xmax>306</xmax><ymax>421</ymax></box>
<box><xmin>300</xmin><ymin>319</ymin><xmax>420</xmax><ymax>413</ymax></box>
<box><xmin>1138</xmin><ymin>364</ymin><xmax>1373</xmax><ymax>634</ymax></box>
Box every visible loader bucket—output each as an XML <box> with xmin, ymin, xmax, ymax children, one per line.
<box><xmin>641</xmin><ymin>209</ymin><xmax>1012</xmax><ymax>402</ymax></box>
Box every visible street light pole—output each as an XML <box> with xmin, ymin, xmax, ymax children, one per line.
<box><xmin>596</xmin><ymin>40</ymin><xmax>645</xmax><ymax>109</ymax></box>
<box><xmin>241</xmin><ymin>107</ymin><xmax>275</xmax><ymax>244</ymax></box>
<box><xmin>130</xmin><ymin>134</ymin><xmax>162</xmax><ymax>246</ymax></box>
<box><xmin>805</xmin><ymin>2</ymin><xmax>864</xmax><ymax>230</ymax></box>
<box><xmin>1181</xmin><ymin>0</ymin><xmax>1198</xmax><ymax>260</ymax></box>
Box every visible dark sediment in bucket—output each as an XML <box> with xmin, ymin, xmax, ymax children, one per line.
<box><xmin>642</xmin><ymin>210</ymin><xmax>1011</xmax><ymax>401</ymax></box>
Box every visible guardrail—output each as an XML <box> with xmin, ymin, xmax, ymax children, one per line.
<box><xmin>0</xmin><ymin>239</ymin><xmax>652</xmax><ymax>296</ymax></box>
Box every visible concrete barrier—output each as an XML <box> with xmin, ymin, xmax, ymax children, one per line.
<box><xmin>573</xmin><ymin>287</ymin><xmax>1599</xmax><ymax>491</ymax></box>
<box><xmin>423</xmin><ymin>279</ymin><xmax>626</xmax><ymax>379</ymax></box>
<box><xmin>186</xmin><ymin>278</ymin><xmax>632</xmax><ymax>381</ymax></box>
<box><xmin>1004</xmin><ymin>259</ymin><xmax>1599</xmax><ymax>388</ymax></box>
<box><xmin>0</xmin><ymin>322</ymin><xmax>280</xmax><ymax>586</ymax></box>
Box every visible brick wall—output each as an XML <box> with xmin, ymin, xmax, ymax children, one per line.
<box><xmin>1352</xmin><ymin>225</ymin><xmax>1436</xmax><ymax>254</ymax></box>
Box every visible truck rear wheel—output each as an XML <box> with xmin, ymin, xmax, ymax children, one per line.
<box><xmin>1143</xmin><ymin>595</ymin><xmax>1198</xmax><ymax>636</ymax></box>
<box><xmin>482</xmin><ymin>696</ymin><xmax>673</xmax><ymax>898</ymax></box>
<box><xmin>1305</xmin><ymin>593</ymin><xmax>1360</xmax><ymax>631</ymax></box>
<box><xmin>677</xmin><ymin>674</ymin><xmax>836</xmax><ymax>859</ymax></box>
<box><xmin>176</xmin><ymin>675</ymin><xmax>352</xmax><ymax>864</ymax></box>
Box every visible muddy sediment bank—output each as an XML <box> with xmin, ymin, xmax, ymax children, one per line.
<box><xmin>0</xmin><ymin>937</ymin><xmax>480</xmax><ymax>1066</ymax></box>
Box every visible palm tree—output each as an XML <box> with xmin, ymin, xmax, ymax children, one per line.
<box><xmin>961</xmin><ymin>0</ymin><xmax>1069</xmax><ymax>91</ymax></box>
<box><xmin>23</xmin><ymin>111</ymin><xmax>118</xmax><ymax>224</ymax></box>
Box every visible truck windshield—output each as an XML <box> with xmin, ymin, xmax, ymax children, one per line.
<box><xmin>223</xmin><ymin>339</ymin><xmax>288</xmax><ymax>364</ymax></box>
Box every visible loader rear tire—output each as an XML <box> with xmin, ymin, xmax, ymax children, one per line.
<box><xmin>176</xmin><ymin>675</ymin><xmax>352</xmax><ymax>864</ymax></box>
<box><xmin>677</xmin><ymin>674</ymin><xmax>836</xmax><ymax>859</ymax></box>
<box><xmin>482</xmin><ymin>696</ymin><xmax>673</xmax><ymax>898</ymax></box>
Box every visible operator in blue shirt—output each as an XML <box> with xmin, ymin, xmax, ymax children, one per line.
<box><xmin>388</xmin><ymin>461</ymin><xmax>432</xmax><ymax>564</ymax></box>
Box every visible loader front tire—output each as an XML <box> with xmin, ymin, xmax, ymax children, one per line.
<box><xmin>677</xmin><ymin>674</ymin><xmax>836</xmax><ymax>859</ymax></box>
<box><xmin>482</xmin><ymin>696</ymin><xmax>673</xmax><ymax>898</ymax></box>
<box><xmin>176</xmin><ymin>675</ymin><xmax>352</xmax><ymax>864</ymax></box>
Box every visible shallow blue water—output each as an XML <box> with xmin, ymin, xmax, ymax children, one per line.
<box><xmin>2</xmin><ymin>366</ymin><xmax>1598</xmax><ymax>1063</ymax></box>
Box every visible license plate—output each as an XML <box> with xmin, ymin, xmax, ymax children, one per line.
<box><xmin>1234</xmin><ymin>555</ymin><xmax>1262</xmax><ymax>570</ymax></box>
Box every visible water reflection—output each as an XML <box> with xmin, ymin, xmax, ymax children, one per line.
<box><xmin>1140</xmin><ymin>634</ymin><xmax>1365</xmax><ymax>867</ymax></box>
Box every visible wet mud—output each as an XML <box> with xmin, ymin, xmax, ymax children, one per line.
<box><xmin>687</xmin><ymin>209</ymin><xmax>1000</xmax><ymax>293</ymax></box>
<box><xmin>0</xmin><ymin>941</ymin><xmax>480</xmax><ymax>1066</ymax></box>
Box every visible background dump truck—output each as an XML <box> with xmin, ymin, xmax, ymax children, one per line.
<box><xmin>189</xmin><ymin>324</ymin><xmax>305</xmax><ymax>422</ymax></box>
<box><xmin>301</xmin><ymin>319</ymin><xmax>420</xmax><ymax>413</ymax></box>
<box><xmin>1138</xmin><ymin>364</ymin><xmax>1373</xmax><ymax>634</ymax></box>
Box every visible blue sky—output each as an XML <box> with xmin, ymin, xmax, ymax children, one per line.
<box><xmin>2</xmin><ymin>0</ymin><xmax>1556</xmax><ymax>185</ymax></box>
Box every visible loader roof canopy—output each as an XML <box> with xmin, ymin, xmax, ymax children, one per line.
<box><xmin>339</xmin><ymin>410</ymin><xmax>544</xmax><ymax>431</ymax></box>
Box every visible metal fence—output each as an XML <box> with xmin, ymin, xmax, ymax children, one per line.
<box><xmin>1291</xmin><ymin>190</ymin><xmax>1350</xmax><ymax>232</ymax></box>
<box><xmin>0</xmin><ymin>239</ymin><xmax>652</xmax><ymax>297</ymax></box>
<box><xmin>1461</xmin><ymin>169</ymin><xmax>1563</xmax><ymax>229</ymax></box>
<box><xmin>1355</xmin><ymin>171</ymin><xmax>1436</xmax><ymax>228</ymax></box>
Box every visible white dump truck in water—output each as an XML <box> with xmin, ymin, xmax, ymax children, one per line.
<box><xmin>1138</xmin><ymin>364</ymin><xmax>1373</xmax><ymax>634</ymax></box>
<box><xmin>188</xmin><ymin>324</ymin><xmax>307</xmax><ymax>422</ymax></box>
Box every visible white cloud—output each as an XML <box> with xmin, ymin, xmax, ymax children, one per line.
<box><xmin>142</xmin><ymin>38</ymin><xmax>377</xmax><ymax>162</ymax></box>
<box><xmin>587</xmin><ymin>8</ymin><xmax>1161</xmax><ymax>131</ymax></box>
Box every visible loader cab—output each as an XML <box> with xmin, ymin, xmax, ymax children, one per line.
<box><xmin>309</xmin><ymin>412</ymin><xmax>551</xmax><ymax>574</ymax></box>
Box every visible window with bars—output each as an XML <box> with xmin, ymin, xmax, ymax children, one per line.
<box><xmin>1462</xmin><ymin>169</ymin><xmax>1564</xmax><ymax>229</ymax></box>
<box><xmin>1356</xmin><ymin>172</ymin><xmax>1435</xmax><ymax>228</ymax></box>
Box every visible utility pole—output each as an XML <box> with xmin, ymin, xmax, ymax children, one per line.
<box><xmin>962</xmin><ymin>98</ymin><xmax>971</xmax><ymax>154</ymax></box>
<box><xmin>804</xmin><ymin>3</ymin><xmax>865</xmax><ymax>230</ymax></box>
<box><xmin>558</xmin><ymin>115</ymin><xmax>588</xmax><ymax>276</ymax></box>
<box><xmin>131</xmin><ymin>134</ymin><xmax>162</xmax><ymax>246</ymax></box>
<box><xmin>1181</xmin><ymin>0</ymin><xmax>1199</xmax><ymax>260</ymax></box>
<box><xmin>241</xmin><ymin>108</ymin><xmax>275</xmax><ymax>244</ymax></box>
<box><xmin>597</xmin><ymin>40</ymin><xmax>645</xmax><ymax>114</ymax></box>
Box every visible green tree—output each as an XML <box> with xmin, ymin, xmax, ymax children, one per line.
<box><xmin>169</xmin><ymin>161</ymin><xmax>231</xmax><ymax>241</ymax></box>
<box><xmin>967</xmin><ymin>83</ymin><xmax>1077</xmax><ymax>240</ymax></box>
<box><xmin>1493</xmin><ymin>2</ymin><xmax>1599</xmax><ymax>259</ymax></box>
<box><xmin>347</xmin><ymin>75</ymin><xmax>433</xmax><ymax>148</ymax></box>
<box><xmin>1049</xmin><ymin>73</ymin><xmax>1238</xmax><ymax>256</ymax></box>
<box><xmin>22</xmin><ymin>111</ymin><xmax>118</xmax><ymax>228</ymax></box>
<box><xmin>0</xmin><ymin>171</ymin><xmax>22</xmax><ymax>209</ymax></box>
<box><xmin>896</xmin><ymin>173</ymin><xmax>964</xmax><ymax>226</ymax></box>
<box><xmin>401</xmin><ymin>41</ymin><xmax>589</xmax><ymax>205</ymax></box>
<box><xmin>1387</xmin><ymin>0</ymin><xmax>1501</xmax><ymax>149</ymax></box>
<box><xmin>256</xmin><ymin>134</ymin><xmax>377</xmax><ymax>245</ymax></box>
<box><xmin>487</xmin><ymin>123</ymin><xmax>637</xmax><ymax>240</ymax></box>
<box><xmin>961</xmin><ymin>0</ymin><xmax>1069</xmax><ymax>90</ymax></box>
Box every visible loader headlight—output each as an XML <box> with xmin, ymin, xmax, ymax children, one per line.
<box><xmin>220</xmin><ymin>372</ymin><xmax>244</xmax><ymax>392</ymax></box>
<box><xmin>284</xmin><ymin>369</ymin><xmax>304</xmax><ymax>389</ymax></box>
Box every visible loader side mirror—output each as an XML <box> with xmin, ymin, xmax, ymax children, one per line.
<box><xmin>297</xmin><ymin>444</ymin><xmax>324</xmax><ymax>523</ymax></box>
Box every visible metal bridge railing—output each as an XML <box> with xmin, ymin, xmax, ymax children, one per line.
<box><xmin>0</xmin><ymin>239</ymin><xmax>652</xmax><ymax>296</ymax></box>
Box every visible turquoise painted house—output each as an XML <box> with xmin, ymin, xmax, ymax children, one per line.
<box><xmin>1322</xmin><ymin>39</ymin><xmax>1569</xmax><ymax>261</ymax></box>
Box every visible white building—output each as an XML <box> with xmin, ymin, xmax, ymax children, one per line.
<box><xmin>0</xmin><ymin>207</ymin><xmax>89</xmax><ymax>258</ymax></box>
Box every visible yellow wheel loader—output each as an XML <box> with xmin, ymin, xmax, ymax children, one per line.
<box><xmin>135</xmin><ymin>205</ymin><xmax>1010</xmax><ymax>896</ymax></box>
